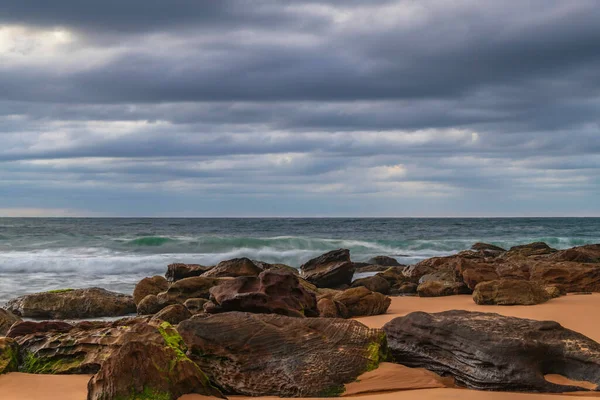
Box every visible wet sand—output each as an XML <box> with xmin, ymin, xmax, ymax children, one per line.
<box><xmin>2</xmin><ymin>294</ymin><xmax>599</xmax><ymax>400</ymax></box>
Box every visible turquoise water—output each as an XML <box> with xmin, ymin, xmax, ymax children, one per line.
<box><xmin>1</xmin><ymin>218</ymin><xmax>599</xmax><ymax>303</ymax></box>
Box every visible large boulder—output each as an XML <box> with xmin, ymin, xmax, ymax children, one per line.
<box><xmin>151</xmin><ymin>304</ymin><xmax>193</xmax><ymax>325</ymax></box>
<box><xmin>384</xmin><ymin>310</ymin><xmax>600</xmax><ymax>392</ymax></box>
<box><xmin>178</xmin><ymin>312</ymin><xmax>388</xmax><ymax>397</ymax></box>
<box><xmin>201</xmin><ymin>258</ymin><xmax>263</xmax><ymax>278</ymax></box>
<box><xmin>548</xmin><ymin>244</ymin><xmax>600</xmax><ymax>263</ymax></box>
<box><xmin>133</xmin><ymin>276</ymin><xmax>169</xmax><ymax>305</ymax></box>
<box><xmin>473</xmin><ymin>279</ymin><xmax>550</xmax><ymax>305</ymax></box>
<box><xmin>166</xmin><ymin>263</ymin><xmax>213</xmax><ymax>282</ymax></box>
<box><xmin>317</xmin><ymin>298</ymin><xmax>350</xmax><ymax>319</ymax></box>
<box><xmin>366</xmin><ymin>256</ymin><xmax>403</xmax><ymax>267</ymax></box>
<box><xmin>0</xmin><ymin>308</ymin><xmax>21</xmax><ymax>336</ymax></box>
<box><xmin>204</xmin><ymin>270</ymin><xmax>318</xmax><ymax>318</ymax></box>
<box><xmin>529</xmin><ymin>261</ymin><xmax>600</xmax><ymax>292</ymax></box>
<box><xmin>351</xmin><ymin>275</ymin><xmax>391</xmax><ymax>294</ymax></box>
<box><xmin>87</xmin><ymin>323</ymin><xmax>222</xmax><ymax>400</ymax></box>
<box><xmin>137</xmin><ymin>294</ymin><xmax>175</xmax><ymax>315</ymax></box>
<box><xmin>333</xmin><ymin>287</ymin><xmax>391</xmax><ymax>317</ymax></box>
<box><xmin>8</xmin><ymin>317</ymin><xmax>222</xmax><ymax>399</ymax></box>
<box><xmin>506</xmin><ymin>242</ymin><xmax>557</xmax><ymax>257</ymax></box>
<box><xmin>157</xmin><ymin>277</ymin><xmax>225</xmax><ymax>304</ymax></box>
<box><xmin>300</xmin><ymin>249</ymin><xmax>355</xmax><ymax>288</ymax></box>
<box><xmin>6</xmin><ymin>288</ymin><xmax>136</xmax><ymax>319</ymax></box>
<box><xmin>470</xmin><ymin>242</ymin><xmax>506</xmax><ymax>256</ymax></box>
<box><xmin>0</xmin><ymin>337</ymin><xmax>18</xmax><ymax>374</ymax></box>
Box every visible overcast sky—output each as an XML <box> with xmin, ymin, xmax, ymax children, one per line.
<box><xmin>1</xmin><ymin>0</ymin><xmax>599</xmax><ymax>217</ymax></box>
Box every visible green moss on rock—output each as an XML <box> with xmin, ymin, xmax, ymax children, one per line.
<box><xmin>364</xmin><ymin>331</ymin><xmax>389</xmax><ymax>372</ymax></box>
<box><xmin>113</xmin><ymin>386</ymin><xmax>171</xmax><ymax>400</ymax></box>
<box><xmin>21</xmin><ymin>352</ymin><xmax>84</xmax><ymax>374</ymax></box>
<box><xmin>0</xmin><ymin>339</ymin><xmax>19</xmax><ymax>374</ymax></box>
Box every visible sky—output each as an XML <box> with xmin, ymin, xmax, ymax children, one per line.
<box><xmin>0</xmin><ymin>0</ymin><xmax>599</xmax><ymax>217</ymax></box>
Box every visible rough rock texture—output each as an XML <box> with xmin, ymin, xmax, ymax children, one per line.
<box><xmin>151</xmin><ymin>304</ymin><xmax>193</xmax><ymax>325</ymax></box>
<box><xmin>166</xmin><ymin>263</ymin><xmax>213</xmax><ymax>282</ymax></box>
<box><xmin>354</xmin><ymin>264</ymin><xmax>393</xmax><ymax>273</ymax></box>
<box><xmin>548</xmin><ymin>244</ymin><xmax>600</xmax><ymax>263</ymax></box>
<box><xmin>133</xmin><ymin>276</ymin><xmax>169</xmax><ymax>305</ymax></box>
<box><xmin>545</xmin><ymin>286</ymin><xmax>564</xmax><ymax>299</ymax></box>
<box><xmin>317</xmin><ymin>298</ymin><xmax>350</xmax><ymax>319</ymax></box>
<box><xmin>470</xmin><ymin>242</ymin><xmax>506</xmax><ymax>256</ymax></box>
<box><xmin>6</xmin><ymin>288</ymin><xmax>136</xmax><ymax>319</ymax></box>
<box><xmin>333</xmin><ymin>287</ymin><xmax>391</xmax><ymax>317</ymax></box>
<box><xmin>254</xmin><ymin>262</ymin><xmax>299</xmax><ymax>275</ymax></box>
<box><xmin>137</xmin><ymin>294</ymin><xmax>175</xmax><ymax>315</ymax></box>
<box><xmin>204</xmin><ymin>270</ymin><xmax>318</xmax><ymax>318</ymax></box>
<box><xmin>390</xmin><ymin>282</ymin><xmax>418</xmax><ymax>296</ymax></box>
<box><xmin>178</xmin><ymin>312</ymin><xmax>387</xmax><ymax>397</ymax></box>
<box><xmin>201</xmin><ymin>258</ymin><xmax>263</xmax><ymax>278</ymax></box>
<box><xmin>473</xmin><ymin>279</ymin><xmax>551</xmax><ymax>305</ymax></box>
<box><xmin>366</xmin><ymin>256</ymin><xmax>403</xmax><ymax>267</ymax></box>
<box><xmin>351</xmin><ymin>275</ymin><xmax>391</xmax><ymax>294</ymax></box>
<box><xmin>300</xmin><ymin>249</ymin><xmax>355</xmax><ymax>288</ymax></box>
<box><xmin>0</xmin><ymin>337</ymin><xmax>19</xmax><ymax>374</ymax></box>
<box><xmin>530</xmin><ymin>261</ymin><xmax>600</xmax><ymax>293</ymax></box>
<box><xmin>506</xmin><ymin>242</ymin><xmax>557</xmax><ymax>257</ymax></box>
<box><xmin>417</xmin><ymin>280</ymin><xmax>468</xmax><ymax>297</ymax></box>
<box><xmin>157</xmin><ymin>277</ymin><xmax>225</xmax><ymax>304</ymax></box>
<box><xmin>183</xmin><ymin>298</ymin><xmax>209</xmax><ymax>314</ymax></box>
<box><xmin>8</xmin><ymin>317</ymin><xmax>221</xmax><ymax>400</ymax></box>
<box><xmin>87</xmin><ymin>322</ymin><xmax>222</xmax><ymax>400</ymax></box>
<box><xmin>384</xmin><ymin>310</ymin><xmax>600</xmax><ymax>392</ymax></box>
<box><xmin>0</xmin><ymin>308</ymin><xmax>21</xmax><ymax>336</ymax></box>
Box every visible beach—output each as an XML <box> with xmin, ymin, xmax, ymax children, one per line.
<box><xmin>3</xmin><ymin>294</ymin><xmax>599</xmax><ymax>400</ymax></box>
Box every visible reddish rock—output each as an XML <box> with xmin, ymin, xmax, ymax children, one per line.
<box><xmin>300</xmin><ymin>249</ymin><xmax>355</xmax><ymax>288</ymax></box>
<box><xmin>133</xmin><ymin>276</ymin><xmax>169</xmax><ymax>305</ymax></box>
<box><xmin>351</xmin><ymin>275</ymin><xmax>391</xmax><ymax>294</ymax></box>
<box><xmin>201</xmin><ymin>258</ymin><xmax>263</xmax><ymax>278</ymax></box>
<box><xmin>157</xmin><ymin>276</ymin><xmax>225</xmax><ymax>304</ymax></box>
<box><xmin>204</xmin><ymin>270</ymin><xmax>318</xmax><ymax>318</ymax></box>
<box><xmin>333</xmin><ymin>287</ymin><xmax>391</xmax><ymax>317</ymax></box>
<box><xmin>472</xmin><ymin>279</ymin><xmax>550</xmax><ymax>305</ymax></box>
<box><xmin>166</xmin><ymin>263</ymin><xmax>213</xmax><ymax>282</ymax></box>
<box><xmin>417</xmin><ymin>280</ymin><xmax>467</xmax><ymax>297</ymax></box>
<box><xmin>137</xmin><ymin>294</ymin><xmax>175</xmax><ymax>315</ymax></box>
<box><xmin>178</xmin><ymin>312</ymin><xmax>388</xmax><ymax>397</ymax></box>
<box><xmin>506</xmin><ymin>242</ymin><xmax>557</xmax><ymax>257</ymax></box>
<box><xmin>548</xmin><ymin>244</ymin><xmax>600</xmax><ymax>263</ymax></box>
<box><xmin>529</xmin><ymin>261</ymin><xmax>600</xmax><ymax>292</ymax></box>
<box><xmin>151</xmin><ymin>304</ymin><xmax>192</xmax><ymax>325</ymax></box>
<box><xmin>5</xmin><ymin>288</ymin><xmax>135</xmax><ymax>319</ymax></box>
<box><xmin>0</xmin><ymin>308</ymin><xmax>21</xmax><ymax>336</ymax></box>
<box><xmin>317</xmin><ymin>298</ymin><xmax>350</xmax><ymax>319</ymax></box>
<box><xmin>7</xmin><ymin>320</ymin><xmax>74</xmax><ymax>338</ymax></box>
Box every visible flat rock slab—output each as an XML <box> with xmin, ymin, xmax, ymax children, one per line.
<box><xmin>178</xmin><ymin>312</ymin><xmax>387</xmax><ymax>397</ymax></box>
<box><xmin>383</xmin><ymin>310</ymin><xmax>600</xmax><ymax>393</ymax></box>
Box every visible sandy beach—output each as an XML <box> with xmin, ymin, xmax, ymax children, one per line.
<box><xmin>2</xmin><ymin>293</ymin><xmax>599</xmax><ymax>400</ymax></box>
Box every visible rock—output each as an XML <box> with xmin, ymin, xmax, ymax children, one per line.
<box><xmin>0</xmin><ymin>308</ymin><xmax>21</xmax><ymax>336</ymax></box>
<box><xmin>183</xmin><ymin>298</ymin><xmax>208</xmax><ymax>314</ymax></box>
<box><xmin>157</xmin><ymin>277</ymin><xmax>225</xmax><ymax>304</ymax></box>
<box><xmin>384</xmin><ymin>310</ymin><xmax>600</xmax><ymax>392</ymax></box>
<box><xmin>166</xmin><ymin>263</ymin><xmax>213</xmax><ymax>282</ymax></box>
<box><xmin>506</xmin><ymin>242</ymin><xmax>557</xmax><ymax>257</ymax></box>
<box><xmin>544</xmin><ymin>286</ymin><xmax>563</xmax><ymax>299</ymax></box>
<box><xmin>333</xmin><ymin>287</ymin><xmax>391</xmax><ymax>317</ymax></box>
<box><xmin>178</xmin><ymin>312</ymin><xmax>388</xmax><ymax>397</ymax></box>
<box><xmin>354</xmin><ymin>264</ymin><xmax>393</xmax><ymax>273</ymax></box>
<box><xmin>137</xmin><ymin>294</ymin><xmax>174</xmax><ymax>315</ymax></box>
<box><xmin>300</xmin><ymin>249</ymin><xmax>355</xmax><ymax>288</ymax></box>
<box><xmin>8</xmin><ymin>316</ymin><xmax>223</xmax><ymax>400</ymax></box>
<box><xmin>254</xmin><ymin>261</ymin><xmax>299</xmax><ymax>275</ymax></box>
<box><xmin>470</xmin><ymin>242</ymin><xmax>506</xmax><ymax>256</ymax></box>
<box><xmin>351</xmin><ymin>275</ymin><xmax>391</xmax><ymax>294</ymax></box>
<box><xmin>549</xmin><ymin>244</ymin><xmax>600</xmax><ymax>263</ymax></box>
<box><xmin>529</xmin><ymin>261</ymin><xmax>600</xmax><ymax>292</ymax></box>
<box><xmin>317</xmin><ymin>298</ymin><xmax>350</xmax><ymax>319</ymax></box>
<box><xmin>6</xmin><ymin>320</ymin><xmax>73</xmax><ymax>338</ymax></box>
<box><xmin>417</xmin><ymin>280</ymin><xmax>468</xmax><ymax>297</ymax></box>
<box><xmin>201</xmin><ymin>258</ymin><xmax>263</xmax><ymax>278</ymax></box>
<box><xmin>390</xmin><ymin>282</ymin><xmax>418</xmax><ymax>296</ymax></box>
<box><xmin>6</xmin><ymin>288</ymin><xmax>136</xmax><ymax>319</ymax></box>
<box><xmin>0</xmin><ymin>337</ymin><xmax>19</xmax><ymax>374</ymax></box>
<box><xmin>133</xmin><ymin>276</ymin><xmax>169</xmax><ymax>305</ymax></box>
<box><xmin>418</xmin><ymin>269</ymin><xmax>458</xmax><ymax>284</ymax></box>
<box><xmin>87</xmin><ymin>321</ymin><xmax>222</xmax><ymax>400</ymax></box>
<box><xmin>151</xmin><ymin>304</ymin><xmax>193</xmax><ymax>325</ymax></box>
<box><xmin>366</xmin><ymin>256</ymin><xmax>403</xmax><ymax>267</ymax></box>
<box><xmin>472</xmin><ymin>279</ymin><xmax>551</xmax><ymax>305</ymax></box>
<box><xmin>204</xmin><ymin>270</ymin><xmax>318</xmax><ymax>318</ymax></box>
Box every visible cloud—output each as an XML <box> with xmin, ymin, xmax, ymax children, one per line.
<box><xmin>0</xmin><ymin>1</ymin><xmax>598</xmax><ymax>216</ymax></box>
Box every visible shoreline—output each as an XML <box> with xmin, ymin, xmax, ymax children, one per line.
<box><xmin>3</xmin><ymin>294</ymin><xmax>600</xmax><ymax>400</ymax></box>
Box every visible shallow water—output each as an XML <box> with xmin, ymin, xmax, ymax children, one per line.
<box><xmin>1</xmin><ymin>217</ymin><xmax>599</xmax><ymax>304</ymax></box>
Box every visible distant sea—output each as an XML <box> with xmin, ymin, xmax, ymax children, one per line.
<box><xmin>1</xmin><ymin>217</ymin><xmax>599</xmax><ymax>304</ymax></box>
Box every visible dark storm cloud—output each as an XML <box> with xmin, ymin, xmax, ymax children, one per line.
<box><xmin>0</xmin><ymin>0</ymin><xmax>599</xmax><ymax>216</ymax></box>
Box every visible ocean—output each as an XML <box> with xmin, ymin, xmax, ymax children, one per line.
<box><xmin>1</xmin><ymin>217</ymin><xmax>599</xmax><ymax>304</ymax></box>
